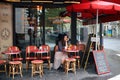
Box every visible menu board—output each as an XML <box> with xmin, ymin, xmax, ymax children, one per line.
<box><xmin>92</xmin><ymin>50</ymin><xmax>110</xmax><ymax>75</ymax></box>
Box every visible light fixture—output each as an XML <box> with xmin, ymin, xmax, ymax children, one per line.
<box><xmin>64</xmin><ymin>1</ymin><xmax>80</xmax><ymax>4</ymax></box>
<box><xmin>37</xmin><ymin>5</ymin><xmax>42</xmax><ymax>11</ymax></box>
<box><xmin>53</xmin><ymin>2</ymin><xmax>64</xmax><ymax>4</ymax></box>
<box><xmin>32</xmin><ymin>0</ymin><xmax>53</xmax><ymax>3</ymax></box>
<box><xmin>5</xmin><ymin>0</ymin><xmax>20</xmax><ymax>2</ymax></box>
<box><xmin>53</xmin><ymin>0</ymin><xmax>80</xmax><ymax>4</ymax></box>
<box><xmin>21</xmin><ymin>0</ymin><xmax>33</xmax><ymax>2</ymax></box>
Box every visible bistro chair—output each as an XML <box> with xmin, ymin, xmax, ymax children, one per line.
<box><xmin>53</xmin><ymin>45</ymin><xmax>58</xmax><ymax>53</ymax></box>
<box><xmin>25</xmin><ymin>45</ymin><xmax>38</xmax><ymax>70</ymax></box>
<box><xmin>77</xmin><ymin>44</ymin><xmax>87</xmax><ymax>67</ymax></box>
<box><xmin>68</xmin><ymin>45</ymin><xmax>81</xmax><ymax>69</ymax></box>
<box><xmin>38</xmin><ymin>45</ymin><xmax>51</xmax><ymax>70</ymax></box>
<box><xmin>0</xmin><ymin>60</ymin><xmax>7</xmax><ymax>74</ymax></box>
<box><xmin>77</xmin><ymin>44</ymin><xmax>85</xmax><ymax>52</ymax></box>
<box><xmin>8</xmin><ymin>46</ymin><xmax>23</xmax><ymax>61</ymax></box>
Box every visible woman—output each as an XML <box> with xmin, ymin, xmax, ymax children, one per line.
<box><xmin>53</xmin><ymin>33</ymin><xmax>69</xmax><ymax>70</ymax></box>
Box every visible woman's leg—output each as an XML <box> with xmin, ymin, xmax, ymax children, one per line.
<box><xmin>53</xmin><ymin>52</ymin><xmax>63</xmax><ymax>69</ymax></box>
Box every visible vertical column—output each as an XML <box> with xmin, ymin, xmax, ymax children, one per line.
<box><xmin>42</xmin><ymin>5</ymin><xmax>45</xmax><ymax>45</ymax></box>
<box><xmin>71</xmin><ymin>12</ymin><xmax>77</xmax><ymax>44</ymax></box>
<box><xmin>99</xmin><ymin>23</ymin><xmax>103</xmax><ymax>50</ymax></box>
<box><xmin>13</xmin><ymin>5</ymin><xmax>16</xmax><ymax>45</ymax></box>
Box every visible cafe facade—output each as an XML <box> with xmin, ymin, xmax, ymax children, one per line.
<box><xmin>0</xmin><ymin>1</ymin><xmax>80</xmax><ymax>53</ymax></box>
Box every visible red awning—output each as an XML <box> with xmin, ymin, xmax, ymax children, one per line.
<box><xmin>66</xmin><ymin>1</ymin><xmax>120</xmax><ymax>24</ymax></box>
<box><xmin>80</xmin><ymin>0</ymin><xmax>120</xmax><ymax>4</ymax></box>
<box><xmin>67</xmin><ymin>1</ymin><xmax>120</xmax><ymax>14</ymax></box>
<box><xmin>83</xmin><ymin>14</ymin><xmax>120</xmax><ymax>25</ymax></box>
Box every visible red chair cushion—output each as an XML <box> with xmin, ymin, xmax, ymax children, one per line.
<box><xmin>0</xmin><ymin>60</ymin><xmax>6</xmax><ymax>64</ymax></box>
<box><xmin>41</xmin><ymin>56</ymin><xmax>50</xmax><ymax>60</ymax></box>
<box><xmin>12</xmin><ymin>58</ymin><xmax>23</xmax><ymax>61</ymax></box>
<box><xmin>65</xmin><ymin>58</ymin><xmax>76</xmax><ymax>61</ymax></box>
<box><xmin>31</xmin><ymin>60</ymin><xmax>43</xmax><ymax>64</ymax></box>
<box><xmin>9</xmin><ymin>61</ymin><xmax>21</xmax><ymax>64</ymax></box>
<box><xmin>26</xmin><ymin>57</ymin><xmax>37</xmax><ymax>60</ymax></box>
<box><xmin>71</xmin><ymin>56</ymin><xmax>80</xmax><ymax>59</ymax></box>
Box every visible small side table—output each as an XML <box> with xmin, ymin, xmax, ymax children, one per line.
<box><xmin>9</xmin><ymin>61</ymin><xmax>23</xmax><ymax>79</ymax></box>
<box><xmin>31</xmin><ymin>60</ymin><xmax>44</xmax><ymax>77</ymax></box>
<box><xmin>64</xmin><ymin>58</ymin><xmax>76</xmax><ymax>74</ymax></box>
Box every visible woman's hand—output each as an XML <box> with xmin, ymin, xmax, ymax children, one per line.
<box><xmin>66</xmin><ymin>38</ymin><xmax>69</xmax><ymax>42</ymax></box>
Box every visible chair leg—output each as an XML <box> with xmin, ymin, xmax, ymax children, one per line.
<box><xmin>65</xmin><ymin>62</ymin><xmax>69</xmax><ymax>75</ymax></box>
<box><xmin>16</xmin><ymin>65</ymin><xmax>19</xmax><ymax>73</ymax></box>
<box><xmin>41</xmin><ymin>65</ymin><xmax>44</xmax><ymax>76</ymax></box>
<box><xmin>20</xmin><ymin>63</ymin><xmax>23</xmax><ymax>77</ymax></box>
<box><xmin>39</xmin><ymin>65</ymin><xmax>42</xmax><ymax>78</ymax></box>
<box><xmin>72</xmin><ymin>61</ymin><xmax>76</xmax><ymax>74</ymax></box>
<box><xmin>64</xmin><ymin>61</ymin><xmax>67</xmax><ymax>74</ymax></box>
<box><xmin>12</xmin><ymin>66</ymin><xmax>15</xmax><ymax>79</ymax></box>
<box><xmin>4</xmin><ymin>64</ymin><xmax>7</xmax><ymax>75</ymax></box>
<box><xmin>31</xmin><ymin>64</ymin><xmax>34</xmax><ymax>77</ymax></box>
<box><xmin>9</xmin><ymin>66</ymin><xmax>11</xmax><ymax>77</ymax></box>
<box><xmin>26</xmin><ymin>61</ymin><xmax>28</xmax><ymax>71</ymax></box>
<box><xmin>48</xmin><ymin>59</ymin><xmax>51</xmax><ymax>70</ymax></box>
<box><xmin>77</xmin><ymin>59</ymin><xmax>80</xmax><ymax>69</ymax></box>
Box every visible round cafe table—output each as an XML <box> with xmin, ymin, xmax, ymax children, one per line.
<box><xmin>33</xmin><ymin>49</ymin><xmax>51</xmax><ymax>70</ymax></box>
<box><xmin>64</xmin><ymin>49</ymin><xmax>79</xmax><ymax>57</ymax></box>
<box><xmin>33</xmin><ymin>50</ymin><xmax>48</xmax><ymax>54</ymax></box>
<box><xmin>2</xmin><ymin>51</ymin><xmax>21</xmax><ymax>60</ymax></box>
<box><xmin>33</xmin><ymin>50</ymin><xmax>49</xmax><ymax>59</ymax></box>
<box><xmin>64</xmin><ymin>49</ymin><xmax>79</xmax><ymax>53</ymax></box>
<box><xmin>64</xmin><ymin>49</ymin><xmax>81</xmax><ymax>68</ymax></box>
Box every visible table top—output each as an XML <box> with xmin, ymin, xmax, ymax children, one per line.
<box><xmin>2</xmin><ymin>51</ymin><xmax>21</xmax><ymax>55</ymax></box>
<box><xmin>33</xmin><ymin>50</ymin><xmax>48</xmax><ymax>53</ymax></box>
<box><xmin>64</xmin><ymin>49</ymin><xmax>79</xmax><ymax>53</ymax></box>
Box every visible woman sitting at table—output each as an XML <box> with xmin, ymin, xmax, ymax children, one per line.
<box><xmin>53</xmin><ymin>33</ymin><xmax>69</xmax><ymax>70</ymax></box>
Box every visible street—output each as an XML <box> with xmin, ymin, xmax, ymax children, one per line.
<box><xmin>103</xmin><ymin>37</ymin><xmax>120</xmax><ymax>80</ymax></box>
<box><xmin>104</xmin><ymin>37</ymin><xmax>120</xmax><ymax>52</ymax></box>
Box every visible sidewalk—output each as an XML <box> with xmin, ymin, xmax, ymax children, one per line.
<box><xmin>1</xmin><ymin>48</ymin><xmax>120</xmax><ymax>80</ymax></box>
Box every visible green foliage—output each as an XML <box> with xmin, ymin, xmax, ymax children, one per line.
<box><xmin>45</xmin><ymin>8</ymin><xmax>66</xmax><ymax>17</ymax></box>
<box><xmin>26</xmin><ymin>7</ymin><xmax>66</xmax><ymax>27</ymax></box>
<box><xmin>45</xmin><ymin>8</ymin><xmax>66</xmax><ymax>27</ymax></box>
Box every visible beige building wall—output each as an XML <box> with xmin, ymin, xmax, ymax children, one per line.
<box><xmin>0</xmin><ymin>3</ymin><xmax>13</xmax><ymax>53</ymax></box>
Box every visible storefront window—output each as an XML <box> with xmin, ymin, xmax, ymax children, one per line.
<box><xmin>45</xmin><ymin>8</ymin><xmax>71</xmax><ymax>49</ymax></box>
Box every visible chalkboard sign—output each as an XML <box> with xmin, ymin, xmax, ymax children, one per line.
<box><xmin>92</xmin><ymin>50</ymin><xmax>110</xmax><ymax>75</ymax></box>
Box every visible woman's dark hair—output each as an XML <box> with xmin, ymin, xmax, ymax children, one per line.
<box><xmin>55</xmin><ymin>33</ymin><xmax>63</xmax><ymax>45</ymax></box>
<box><xmin>61</xmin><ymin>33</ymin><xmax>68</xmax><ymax>46</ymax></box>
